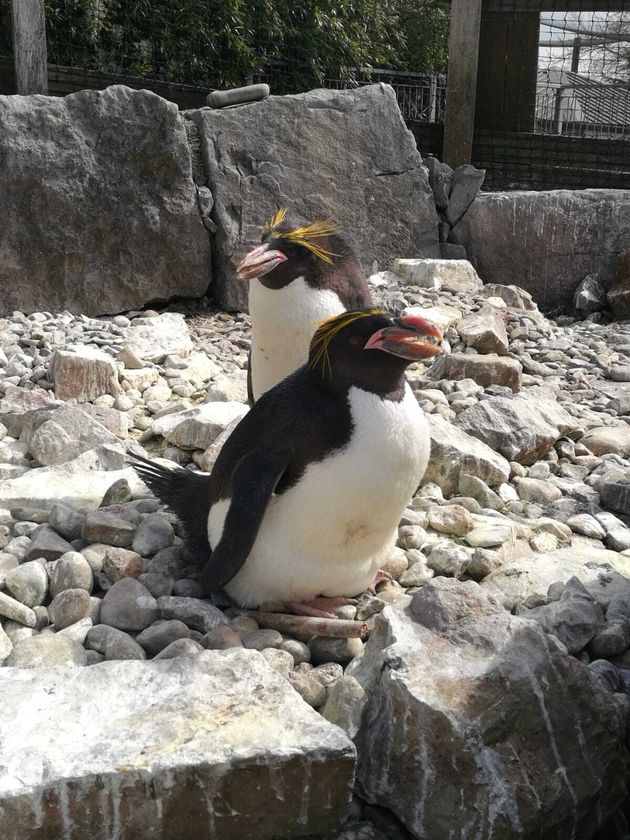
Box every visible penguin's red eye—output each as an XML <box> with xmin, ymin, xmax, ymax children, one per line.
<box><xmin>349</xmin><ymin>335</ymin><xmax>362</xmax><ymax>347</ymax></box>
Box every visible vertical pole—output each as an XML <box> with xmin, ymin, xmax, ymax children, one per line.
<box><xmin>442</xmin><ymin>0</ymin><xmax>483</xmax><ymax>167</ymax></box>
<box><xmin>571</xmin><ymin>36</ymin><xmax>581</xmax><ymax>73</ymax></box>
<box><xmin>10</xmin><ymin>0</ymin><xmax>48</xmax><ymax>95</ymax></box>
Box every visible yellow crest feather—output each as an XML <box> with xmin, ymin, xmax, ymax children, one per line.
<box><xmin>262</xmin><ymin>207</ymin><xmax>288</xmax><ymax>233</ymax></box>
<box><xmin>261</xmin><ymin>211</ymin><xmax>341</xmax><ymax>264</ymax></box>
<box><xmin>309</xmin><ymin>309</ymin><xmax>385</xmax><ymax>378</ymax></box>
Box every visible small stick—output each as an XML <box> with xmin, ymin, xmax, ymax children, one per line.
<box><xmin>238</xmin><ymin>610</ymin><xmax>373</xmax><ymax>640</ymax></box>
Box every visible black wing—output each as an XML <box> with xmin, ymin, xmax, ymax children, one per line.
<box><xmin>129</xmin><ymin>452</ymin><xmax>213</xmax><ymax>563</ymax></box>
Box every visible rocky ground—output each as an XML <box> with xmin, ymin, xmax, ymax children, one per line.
<box><xmin>1</xmin><ymin>261</ymin><xmax>630</xmax><ymax>838</ymax></box>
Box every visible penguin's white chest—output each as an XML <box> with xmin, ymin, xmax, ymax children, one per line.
<box><xmin>208</xmin><ymin>385</ymin><xmax>430</xmax><ymax>607</ymax></box>
<box><xmin>249</xmin><ymin>277</ymin><xmax>346</xmax><ymax>400</ymax></box>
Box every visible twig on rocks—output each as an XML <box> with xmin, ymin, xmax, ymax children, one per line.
<box><xmin>238</xmin><ymin>610</ymin><xmax>373</xmax><ymax>640</ymax></box>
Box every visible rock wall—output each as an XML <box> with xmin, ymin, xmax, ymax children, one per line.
<box><xmin>188</xmin><ymin>84</ymin><xmax>440</xmax><ymax>311</ymax></box>
<box><xmin>0</xmin><ymin>86</ymin><xmax>212</xmax><ymax>317</ymax></box>
<box><xmin>452</xmin><ymin>189</ymin><xmax>630</xmax><ymax>311</ymax></box>
<box><xmin>0</xmin><ymin>83</ymin><xmax>440</xmax><ymax>316</ymax></box>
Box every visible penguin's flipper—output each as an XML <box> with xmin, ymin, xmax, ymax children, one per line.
<box><xmin>200</xmin><ymin>447</ymin><xmax>290</xmax><ymax>592</ymax></box>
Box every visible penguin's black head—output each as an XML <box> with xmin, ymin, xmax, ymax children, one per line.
<box><xmin>308</xmin><ymin>309</ymin><xmax>443</xmax><ymax>395</ymax></box>
<box><xmin>236</xmin><ymin>208</ymin><xmax>351</xmax><ymax>289</ymax></box>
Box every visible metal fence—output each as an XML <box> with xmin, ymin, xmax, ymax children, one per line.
<box><xmin>1</xmin><ymin>0</ymin><xmax>629</xmax><ymax>190</ymax></box>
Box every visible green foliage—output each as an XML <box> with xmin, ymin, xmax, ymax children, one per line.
<box><xmin>1</xmin><ymin>0</ymin><xmax>449</xmax><ymax>86</ymax></box>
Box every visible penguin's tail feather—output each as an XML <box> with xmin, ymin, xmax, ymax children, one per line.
<box><xmin>128</xmin><ymin>452</ymin><xmax>213</xmax><ymax>563</ymax></box>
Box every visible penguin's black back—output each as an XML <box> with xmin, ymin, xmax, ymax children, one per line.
<box><xmin>211</xmin><ymin>367</ymin><xmax>353</xmax><ymax>501</ymax></box>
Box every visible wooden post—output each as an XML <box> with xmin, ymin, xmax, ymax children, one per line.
<box><xmin>442</xmin><ymin>0</ymin><xmax>483</xmax><ymax>167</ymax></box>
<box><xmin>11</xmin><ymin>0</ymin><xmax>48</xmax><ymax>95</ymax></box>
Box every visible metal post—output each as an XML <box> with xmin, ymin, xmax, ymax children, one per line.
<box><xmin>442</xmin><ymin>0</ymin><xmax>483</xmax><ymax>166</ymax></box>
<box><xmin>10</xmin><ymin>0</ymin><xmax>48</xmax><ymax>95</ymax></box>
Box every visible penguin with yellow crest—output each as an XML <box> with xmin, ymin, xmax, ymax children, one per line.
<box><xmin>236</xmin><ymin>208</ymin><xmax>373</xmax><ymax>402</ymax></box>
<box><xmin>132</xmin><ymin>309</ymin><xmax>442</xmax><ymax>616</ymax></box>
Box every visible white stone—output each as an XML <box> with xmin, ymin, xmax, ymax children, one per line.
<box><xmin>0</xmin><ymin>651</ymin><xmax>355</xmax><ymax>838</ymax></box>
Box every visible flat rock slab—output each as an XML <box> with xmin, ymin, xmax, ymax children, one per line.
<box><xmin>452</xmin><ymin>189</ymin><xmax>630</xmax><ymax>311</ymax></box>
<box><xmin>0</xmin><ymin>86</ymin><xmax>211</xmax><ymax>316</ymax></box>
<box><xmin>0</xmin><ymin>650</ymin><xmax>355</xmax><ymax>839</ymax></box>
<box><xmin>188</xmin><ymin>84</ymin><xmax>439</xmax><ymax>310</ymax></box>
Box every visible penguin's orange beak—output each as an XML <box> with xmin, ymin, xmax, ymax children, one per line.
<box><xmin>364</xmin><ymin>314</ymin><xmax>443</xmax><ymax>360</ymax></box>
<box><xmin>236</xmin><ymin>243</ymin><xmax>288</xmax><ymax>281</ymax></box>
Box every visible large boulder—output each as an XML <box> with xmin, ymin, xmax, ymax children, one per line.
<box><xmin>424</xmin><ymin>414</ymin><xmax>510</xmax><ymax>495</ymax></box>
<box><xmin>0</xmin><ymin>651</ymin><xmax>355</xmax><ymax>839</ymax></box>
<box><xmin>455</xmin><ymin>395</ymin><xmax>580</xmax><ymax>464</ymax></box>
<box><xmin>0</xmin><ymin>86</ymin><xmax>211</xmax><ymax>316</ymax></box>
<box><xmin>452</xmin><ymin>190</ymin><xmax>630</xmax><ymax>311</ymax></box>
<box><xmin>188</xmin><ymin>84</ymin><xmax>440</xmax><ymax>310</ymax></box>
<box><xmin>347</xmin><ymin>580</ymin><xmax>629</xmax><ymax>839</ymax></box>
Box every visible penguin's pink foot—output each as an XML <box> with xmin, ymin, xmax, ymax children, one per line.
<box><xmin>285</xmin><ymin>596</ymin><xmax>358</xmax><ymax>619</ymax></box>
<box><xmin>367</xmin><ymin>570</ymin><xmax>393</xmax><ymax>595</ymax></box>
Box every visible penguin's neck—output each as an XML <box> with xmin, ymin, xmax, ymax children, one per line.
<box><xmin>249</xmin><ymin>276</ymin><xmax>346</xmax><ymax>400</ymax></box>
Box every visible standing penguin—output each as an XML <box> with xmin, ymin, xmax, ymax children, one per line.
<box><xmin>131</xmin><ymin>309</ymin><xmax>442</xmax><ymax>615</ymax></box>
<box><xmin>236</xmin><ymin>208</ymin><xmax>373</xmax><ymax>402</ymax></box>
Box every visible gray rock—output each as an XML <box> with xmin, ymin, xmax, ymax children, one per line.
<box><xmin>24</xmin><ymin>404</ymin><xmax>118</xmax><ymax>468</ymax></box>
<box><xmin>25</xmin><ymin>527</ymin><xmax>75</xmax><ymax>562</ymax></box>
<box><xmin>136</xmin><ymin>620</ymin><xmax>192</xmax><ymax>657</ymax></box>
<box><xmin>172</xmin><ymin>578</ymin><xmax>204</xmax><ymax>598</ymax></box>
<box><xmin>481</xmin><ymin>547</ymin><xmax>630</xmax><ymax>611</ymax></box>
<box><xmin>202</xmin><ymin>625</ymin><xmax>243</xmax><ymax>650</ymax></box>
<box><xmin>120</xmin><ymin>313</ymin><xmax>194</xmax><ymax>364</ymax></box>
<box><xmin>242</xmin><ymin>629</ymin><xmax>284</xmax><ymax>651</ymax></box>
<box><xmin>131</xmin><ymin>514</ymin><xmax>174</xmax><ymax>556</ymax></box>
<box><xmin>48</xmin><ymin>503</ymin><xmax>86</xmax><ymax>541</ymax></box>
<box><xmin>0</xmin><ymin>591</ymin><xmax>37</xmax><ymax>627</ymax></box>
<box><xmin>56</xmin><ymin>616</ymin><xmax>93</xmax><ymax>645</ymax></box>
<box><xmin>574</xmin><ymin>273</ymin><xmax>606</xmax><ymax>313</ymax></box>
<box><xmin>48</xmin><ymin>588</ymin><xmax>91</xmax><ymax>630</ymax></box>
<box><xmin>514</xmin><ymin>477</ymin><xmax>562</xmax><ymax>503</ymax></box>
<box><xmin>188</xmin><ymin>84</ymin><xmax>439</xmax><ymax>310</ymax></box>
<box><xmin>458</xmin><ymin>307</ymin><xmax>509</xmax><ymax>355</ymax></box>
<box><xmin>49</xmin><ymin>352</ymin><xmax>121</xmax><ymax>404</ymax></box>
<box><xmin>50</xmin><ymin>552</ymin><xmax>93</xmax><ymax>596</ymax></box>
<box><xmin>144</xmin><ymin>545</ymin><xmax>189</xmax><ymax>578</ymax></box>
<box><xmin>524</xmin><ymin>578</ymin><xmax>605</xmax><ymax>653</ymax></box>
<box><xmin>588</xmin><ymin>620</ymin><xmax>630</xmax><ymax>659</ymax></box>
<box><xmin>102</xmin><ymin>546</ymin><xmax>143</xmax><ymax>582</ymax></box>
<box><xmin>0</xmin><ymin>624</ymin><xmax>12</xmax><ymax>662</ymax></box>
<box><xmin>445</xmin><ymin>164</ymin><xmax>485</xmax><ymax>226</ymax></box>
<box><xmin>429</xmin><ymin>353</ymin><xmax>522</xmax><ymax>393</ymax></box>
<box><xmin>321</xmin><ymin>675</ymin><xmax>368</xmax><ymax>736</ymax></box>
<box><xmin>456</xmin><ymin>395</ymin><xmax>580</xmax><ymax>465</ymax></box>
<box><xmin>281</xmin><ymin>638</ymin><xmax>311</xmax><ymax>665</ymax></box>
<box><xmin>423</xmin><ymin>414</ymin><xmax>510</xmax><ymax>495</ymax></box>
<box><xmin>309</xmin><ymin>637</ymin><xmax>364</xmax><ymax>667</ymax></box>
<box><xmin>349</xmin><ymin>580</ymin><xmax>628</xmax><ymax>838</ymax></box>
<box><xmin>607</xmin><ymin>594</ymin><xmax>630</xmax><ymax>623</ymax></box>
<box><xmin>85</xmin><ymin>624</ymin><xmax>146</xmax><ymax>661</ymax></box>
<box><xmin>0</xmin><ymin>386</ymin><xmax>59</xmax><ymax>438</ymax></box>
<box><xmin>287</xmin><ymin>671</ymin><xmax>327</xmax><ymax>708</ymax></box>
<box><xmin>452</xmin><ymin>189</ymin><xmax>630</xmax><ymax>310</ymax></box>
<box><xmin>0</xmin><ymin>86</ymin><xmax>210</xmax><ymax>317</ymax></box>
<box><xmin>153</xmin><ymin>638</ymin><xmax>204</xmax><ymax>659</ymax></box>
<box><xmin>261</xmin><ymin>647</ymin><xmax>295</xmax><ymax>676</ymax></box>
<box><xmin>4</xmin><ymin>561</ymin><xmax>48</xmax><ymax>607</ymax></box>
<box><xmin>137</xmin><ymin>573</ymin><xmax>174</xmax><ymax>598</ymax></box>
<box><xmin>157</xmin><ymin>595</ymin><xmax>229</xmax><ymax>634</ymax></box>
<box><xmin>100</xmin><ymin>477</ymin><xmax>133</xmax><ymax>506</ymax></box>
<box><xmin>100</xmin><ymin>578</ymin><xmax>159</xmax><ymax>632</ymax></box>
<box><xmin>82</xmin><ymin>510</ymin><xmax>136</xmax><ymax>548</ymax></box>
<box><xmin>392</xmin><ymin>259</ymin><xmax>481</xmax><ymax>294</ymax></box>
<box><xmin>6</xmin><ymin>635</ymin><xmax>86</xmax><ymax>668</ymax></box>
<box><xmin>0</xmin><ymin>652</ymin><xmax>355</xmax><ymax>837</ymax></box>
<box><xmin>153</xmin><ymin>402</ymin><xmax>248</xmax><ymax>450</ymax></box>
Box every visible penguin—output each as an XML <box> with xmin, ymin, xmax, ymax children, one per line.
<box><xmin>236</xmin><ymin>208</ymin><xmax>373</xmax><ymax>402</ymax></box>
<box><xmin>131</xmin><ymin>309</ymin><xmax>442</xmax><ymax>615</ymax></box>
